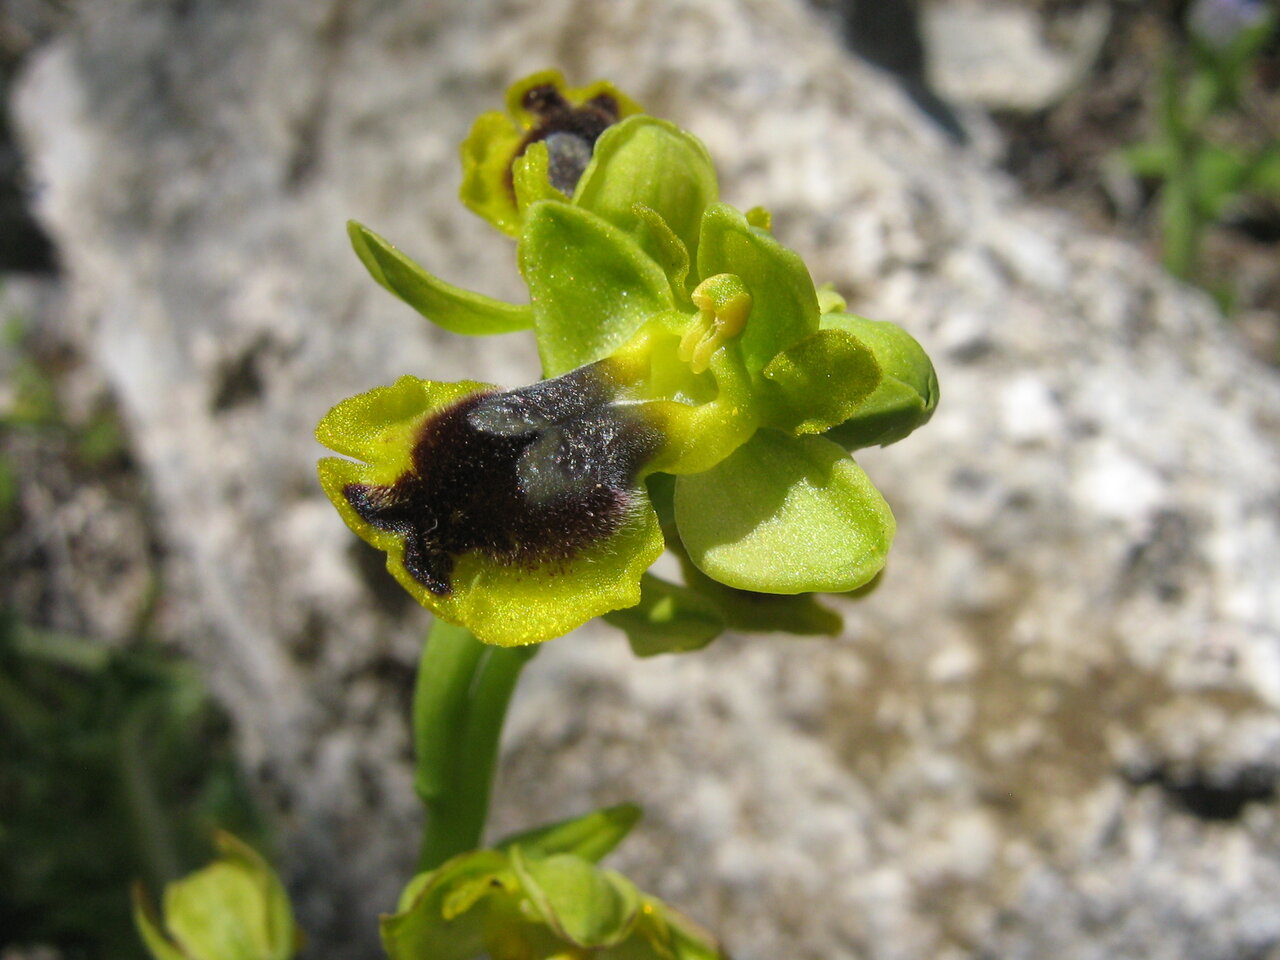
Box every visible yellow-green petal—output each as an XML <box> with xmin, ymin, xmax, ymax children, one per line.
<box><xmin>511</xmin><ymin>140</ymin><xmax>564</xmax><ymax>215</ymax></box>
<box><xmin>631</xmin><ymin>203</ymin><xmax>694</xmax><ymax>305</ymax></box>
<box><xmin>348</xmin><ymin>221</ymin><xmax>533</xmax><ymax>335</ymax></box>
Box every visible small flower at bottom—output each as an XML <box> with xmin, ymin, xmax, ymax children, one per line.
<box><xmin>132</xmin><ymin>833</ymin><xmax>300</xmax><ymax>960</ymax></box>
<box><xmin>381</xmin><ymin>846</ymin><xmax>724</xmax><ymax>960</ymax></box>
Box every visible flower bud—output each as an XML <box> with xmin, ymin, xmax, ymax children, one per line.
<box><xmin>460</xmin><ymin>70</ymin><xmax>642</xmax><ymax>235</ymax></box>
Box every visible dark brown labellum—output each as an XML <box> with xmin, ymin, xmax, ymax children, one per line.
<box><xmin>344</xmin><ymin>366</ymin><xmax>661</xmax><ymax>596</ymax></box>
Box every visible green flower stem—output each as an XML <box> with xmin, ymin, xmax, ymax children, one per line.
<box><xmin>413</xmin><ymin>620</ymin><xmax>535</xmax><ymax>871</ymax></box>
<box><xmin>412</xmin><ymin>620</ymin><xmax>485</xmax><ymax>803</ymax></box>
<box><xmin>1159</xmin><ymin>55</ymin><xmax>1202</xmax><ymax>281</ymax></box>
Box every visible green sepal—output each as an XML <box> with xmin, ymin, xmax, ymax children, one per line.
<box><xmin>674</xmin><ymin>430</ymin><xmax>895</xmax><ymax>594</ymax></box>
<box><xmin>317</xmin><ymin>375</ymin><xmax>664</xmax><ymax>646</ymax></box>
<box><xmin>604</xmin><ymin>573</ymin><xmax>724</xmax><ymax>656</ymax></box>
<box><xmin>133</xmin><ymin>832</ymin><xmax>299</xmax><ymax>960</ymax></box>
<box><xmin>132</xmin><ymin>886</ymin><xmax>189</xmax><ymax>960</ymax></box>
<box><xmin>511</xmin><ymin>848</ymin><xmax>643</xmax><ymax>949</ymax></box>
<box><xmin>348</xmin><ymin>221</ymin><xmax>533</xmax><ymax>335</ymax></box>
<box><xmin>819</xmin><ymin>313</ymin><xmax>938</xmax><ymax>449</ymax></box>
<box><xmin>761</xmin><ymin>328</ymin><xmax>882</xmax><ymax>435</ymax></box>
<box><xmin>495</xmin><ymin>804</ymin><xmax>642</xmax><ymax>863</ymax></box>
<box><xmin>675</xmin><ymin>553</ymin><xmax>843</xmax><ymax>636</ymax></box>
<box><xmin>574</xmin><ymin>116</ymin><xmax>718</xmax><ymax>268</ymax></box>
<box><xmin>521</xmin><ymin>201</ymin><xmax>676</xmax><ymax>376</ymax></box>
<box><xmin>696</xmin><ymin>203</ymin><xmax>820</xmax><ymax>375</ymax></box>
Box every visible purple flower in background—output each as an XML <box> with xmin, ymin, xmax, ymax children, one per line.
<box><xmin>1188</xmin><ymin>0</ymin><xmax>1273</xmax><ymax>48</ymax></box>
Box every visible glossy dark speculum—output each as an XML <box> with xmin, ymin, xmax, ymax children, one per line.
<box><xmin>343</xmin><ymin>365</ymin><xmax>661</xmax><ymax>596</ymax></box>
<box><xmin>513</xmin><ymin>85</ymin><xmax>621</xmax><ymax>195</ymax></box>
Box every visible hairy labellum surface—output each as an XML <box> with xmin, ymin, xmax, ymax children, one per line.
<box><xmin>344</xmin><ymin>366</ymin><xmax>661</xmax><ymax>596</ymax></box>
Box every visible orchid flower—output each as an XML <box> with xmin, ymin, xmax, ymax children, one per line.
<box><xmin>319</xmin><ymin>73</ymin><xmax>937</xmax><ymax>648</ymax></box>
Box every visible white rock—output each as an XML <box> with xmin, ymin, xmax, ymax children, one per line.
<box><xmin>13</xmin><ymin>1</ymin><xmax>1280</xmax><ymax>957</ymax></box>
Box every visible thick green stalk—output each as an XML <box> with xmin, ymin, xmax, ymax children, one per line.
<box><xmin>413</xmin><ymin>620</ymin><xmax>485</xmax><ymax>805</ymax></box>
<box><xmin>413</xmin><ymin>619</ymin><xmax>534</xmax><ymax>872</ymax></box>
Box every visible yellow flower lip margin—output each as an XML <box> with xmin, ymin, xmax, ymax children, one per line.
<box><xmin>460</xmin><ymin>69</ymin><xmax>644</xmax><ymax>236</ymax></box>
<box><xmin>316</xmin><ymin>369</ymin><xmax>669</xmax><ymax>647</ymax></box>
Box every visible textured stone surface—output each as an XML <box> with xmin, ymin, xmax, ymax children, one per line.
<box><xmin>921</xmin><ymin>1</ymin><xmax>1111</xmax><ymax>111</ymax></box>
<box><xmin>13</xmin><ymin>1</ymin><xmax>1280</xmax><ymax>958</ymax></box>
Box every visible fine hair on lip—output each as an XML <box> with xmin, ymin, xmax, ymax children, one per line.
<box><xmin>345</xmin><ymin>369</ymin><xmax>661</xmax><ymax>595</ymax></box>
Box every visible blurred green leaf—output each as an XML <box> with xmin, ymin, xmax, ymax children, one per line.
<box><xmin>0</xmin><ymin>614</ymin><xmax>266</xmax><ymax>958</ymax></box>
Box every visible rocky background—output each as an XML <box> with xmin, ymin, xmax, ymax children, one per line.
<box><xmin>5</xmin><ymin>1</ymin><xmax>1280</xmax><ymax>958</ymax></box>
